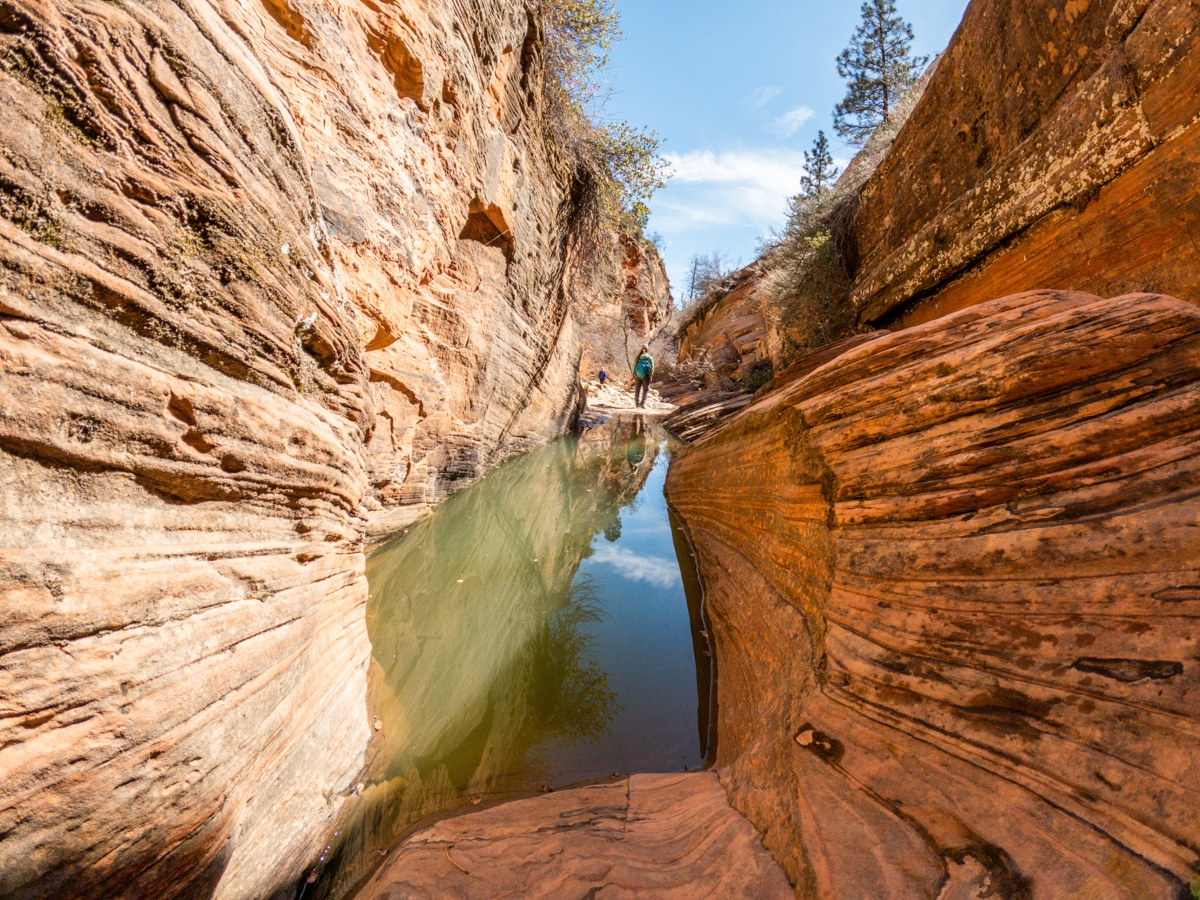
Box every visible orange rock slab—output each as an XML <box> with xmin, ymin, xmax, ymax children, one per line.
<box><xmin>355</xmin><ymin>774</ymin><xmax>794</xmax><ymax>900</ymax></box>
<box><xmin>666</xmin><ymin>290</ymin><xmax>1200</xmax><ymax>899</ymax></box>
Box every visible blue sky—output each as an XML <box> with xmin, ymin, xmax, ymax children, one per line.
<box><xmin>602</xmin><ymin>0</ymin><xmax>972</xmax><ymax>297</ymax></box>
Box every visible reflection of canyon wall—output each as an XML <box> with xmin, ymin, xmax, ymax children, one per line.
<box><xmin>0</xmin><ymin>0</ymin><xmax>602</xmax><ymax>897</ymax></box>
<box><xmin>681</xmin><ymin>0</ymin><xmax>1200</xmax><ymax>371</ymax></box>
<box><xmin>315</xmin><ymin>423</ymin><xmax>660</xmax><ymax>898</ymax></box>
<box><xmin>667</xmin><ymin>290</ymin><xmax>1200</xmax><ymax>899</ymax></box>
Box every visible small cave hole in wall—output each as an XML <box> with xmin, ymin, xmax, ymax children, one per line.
<box><xmin>459</xmin><ymin>200</ymin><xmax>514</xmax><ymax>265</ymax></box>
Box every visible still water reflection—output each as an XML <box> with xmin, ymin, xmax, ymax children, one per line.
<box><xmin>308</xmin><ymin>418</ymin><xmax>709</xmax><ymax>899</ymax></box>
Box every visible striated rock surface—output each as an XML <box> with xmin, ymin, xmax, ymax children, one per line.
<box><xmin>667</xmin><ymin>290</ymin><xmax>1200</xmax><ymax>899</ymax></box>
<box><xmin>611</xmin><ymin>234</ymin><xmax>672</xmax><ymax>341</ymax></box>
<box><xmin>577</xmin><ymin>233</ymin><xmax>673</xmax><ymax>382</ymax></box>
<box><xmin>851</xmin><ymin>0</ymin><xmax>1200</xmax><ymax>325</ymax></box>
<box><xmin>0</xmin><ymin>0</ymin><xmax>602</xmax><ymax>897</ymax></box>
<box><xmin>249</xmin><ymin>0</ymin><xmax>590</xmax><ymax>534</ymax></box>
<box><xmin>676</xmin><ymin>262</ymin><xmax>775</xmax><ymax>381</ymax></box>
<box><xmin>681</xmin><ymin>0</ymin><xmax>1200</xmax><ymax>371</ymax></box>
<box><xmin>355</xmin><ymin>773</ymin><xmax>794</xmax><ymax>900</ymax></box>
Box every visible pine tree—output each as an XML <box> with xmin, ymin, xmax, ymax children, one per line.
<box><xmin>833</xmin><ymin>0</ymin><xmax>928</xmax><ymax>146</ymax></box>
<box><xmin>800</xmin><ymin>131</ymin><xmax>839</xmax><ymax>200</ymax></box>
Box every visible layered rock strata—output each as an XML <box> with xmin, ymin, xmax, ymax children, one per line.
<box><xmin>0</xmin><ymin>0</ymin><xmax>593</xmax><ymax>897</ymax></box>
<box><xmin>680</xmin><ymin>0</ymin><xmax>1200</xmax><ymax>373</ymax></box>
<box><xmin>676</xmin><ymin>262</ymin><xmax>776</xmax><ymax>382</ymax></box>
<box><xmin>667</xmin><ymin>290</ymin><xmax>1200</xmax><ymax>899</ymax></box>
<box><xmin>853</xmin><ymin>0</ymin><xmax>1200</xmax><ymax>325</ymax></box>
<box><xmin>355</xmin><ymin>773</ymin><xmax>794</xmax><ymax>900</ymax></box>
<box><xmin>577</xmin><ymin>233</ymin><xmax>673</xmax><ymax>382</ymax></box>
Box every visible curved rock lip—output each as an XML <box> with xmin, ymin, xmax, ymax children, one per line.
<box><xmin>353</xmin><ymin>773</ymin><xmax>795</xmax><ymax>900</ymax></box>
<box><xmin>666</xmin><ymin>289</ymin><xmax>1200</xmax><ymax>900</ymax></box>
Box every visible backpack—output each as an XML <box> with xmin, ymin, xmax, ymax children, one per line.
<box><xmin>635</xmin><ymin>354</ymin><xmax>654</xmax><ymax>379</ymax></box>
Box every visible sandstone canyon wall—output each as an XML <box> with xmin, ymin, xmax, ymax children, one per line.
<box><xmin>675</xmin><ymin>261</ymin><xmax>778</xmax><ymax>383</ymax></box>
<box><xmin>0</xmin><ymin>0</ymin><xmax>597</xmax><ymax>897</ymax></box>
<box><xmin>667</xmin><ymin>289</ymin><xmax>1200</xmax><ymax>899</ymax></box>
<box><xmin>679</xmin><ymin>0</ymin><xmax>1200</xmax><ymax>375</ymax></box>
<box><xmin>664</xmin><ymin>5</ymin><xmax>1200</xmax><ymax>895</ymax></box>
<box><xmin>851</xmin><ymin>0</ymin><xmax>1200</xmax><ymax>327</ymax></box>
<box><xmin>576</xmin><ymin>232</ymin><xmax>673</xmax><ymax>381</ymax></box>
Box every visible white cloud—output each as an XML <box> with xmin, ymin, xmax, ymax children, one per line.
<box><xmin>656</xmin><ymin>148</ymin><xmax>808</xmax><ymax>230</ymax></box>
<box><xmin>589</xmin><ymin>544</ymin><xmax>679</xmax><ymax>589</ymax></box>
<box><xmin>744</xmin><ymin>85</ymin><xmax>782</xmax><ymax>110</ymax></box>
<box><xmin>665</xmin><ymin>148</ymin><xmax>806</xmax><ymax>187</ymax></box>
<box><xmin>770</xmin><ymin>105</ymin><xmax>816</xmax><ymax>137</ymax></box>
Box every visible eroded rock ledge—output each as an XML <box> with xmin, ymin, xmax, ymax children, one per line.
<box><xmin>666</xmin><ymin>290</ymin><xmax>1200</xmax><ymax>899</ymax></box>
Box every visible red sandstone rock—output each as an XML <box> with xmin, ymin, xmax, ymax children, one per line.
<box><xmin>577</xmin><ymin>233</ymin><xmax>674</xmax><ymax>381</ymax></box>
<box><xmin>676</xmin><ymin>262</ymin><xmax>777</xmax><ymax>381</ymax></box>
<box><xmin>851</xmin><ymin>0</ymin><xmax>1200</xmax><ymax>325</ymax></box>
<box><xmin>682</xmin><ymin>0</ymin><xmax>1200</xmax><ymax>372</ymax></box>
<box><xmin>667</xmin><ymin>290</ymin><xmax>1200</xmax><ymax>900</ymax></box>
<box><xmin>354</xmin><ymin>773</ymin><xmax>794</xmax><ymax>900</ymax></box>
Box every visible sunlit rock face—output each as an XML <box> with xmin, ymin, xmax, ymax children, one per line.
<box><xmin>676</xmin><ymin>262</ymin><xmax>776</xmax><ymax>382</ymax></box>
<box><xmin>577</xmin><ymin>233</ymin><xmax>673</xmax><ymax>381</ymax></box>
<box><xmin>0</xmin><ymin>0</ymin><xmax>588</xmax><ymax>897</ymax></box>
<box><xmin>253</xmin><ymin>0</ymin><xmax>587</xmax><ymax>533</ymax></box>
<box><xmin>679</xmin><ymin>0</ymin><xmax>1200</xmax><ymax>373</ymax></box>
<box><xmin>667</xmin><ymin>290</ymin><xmax>1200</xmax><ymax>900</ymax></box>
<box><xmin>853</xmin><ymin>0</ymin><xmax>1200</xmax><ymax>325</ymax></box>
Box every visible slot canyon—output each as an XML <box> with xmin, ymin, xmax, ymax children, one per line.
<box><xmin>0</xmin><ymin>0</ymin><xmax>1197</xmax><ymax>898</ymax></box>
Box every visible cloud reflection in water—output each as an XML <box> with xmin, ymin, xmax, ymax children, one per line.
<box><xmin>588</xmin><ymin>543</ymin><xmax>680</xmax><ymax>589</ymax></box>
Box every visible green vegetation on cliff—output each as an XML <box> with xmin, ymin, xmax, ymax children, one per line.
<box><xmin>540</xmin><ymin>0</ymin><xmax>669</xmax><ymax>243</ymax></box>
<box><xmin>833</xmin><ymin>0</ymin><xmax>927</xmax><ymax>146</ymax></box>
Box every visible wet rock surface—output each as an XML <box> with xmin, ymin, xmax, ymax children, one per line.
<box><xmin>667</xmin><ymin>290</ymin><xmax>1200</xmax><ymax>899</ymax></box>
<box><xmin>354</xmin><ymin>773</ymin><xmax>793</xmax><ymax>900</ymax></box>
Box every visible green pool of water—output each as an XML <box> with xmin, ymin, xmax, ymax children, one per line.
<box><xmin>309</xmin><ymin>418</ymin><xmax>710</xmax><ymax>899</ymax></box>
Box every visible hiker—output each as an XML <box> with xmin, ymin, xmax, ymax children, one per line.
<box><xmin>598</xmin><ymin>369</ymin><xmax>607</xmax><ymax>385</ymax></box>
<box><xmin>633</xmin><ymin>345</ymin><xmax>654</xmax><ymax>408</ymax></box>
<box><xmin>626</xmin><ymin>416</ymin><xmax>647</xmax><ymax>466</ymax></box>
